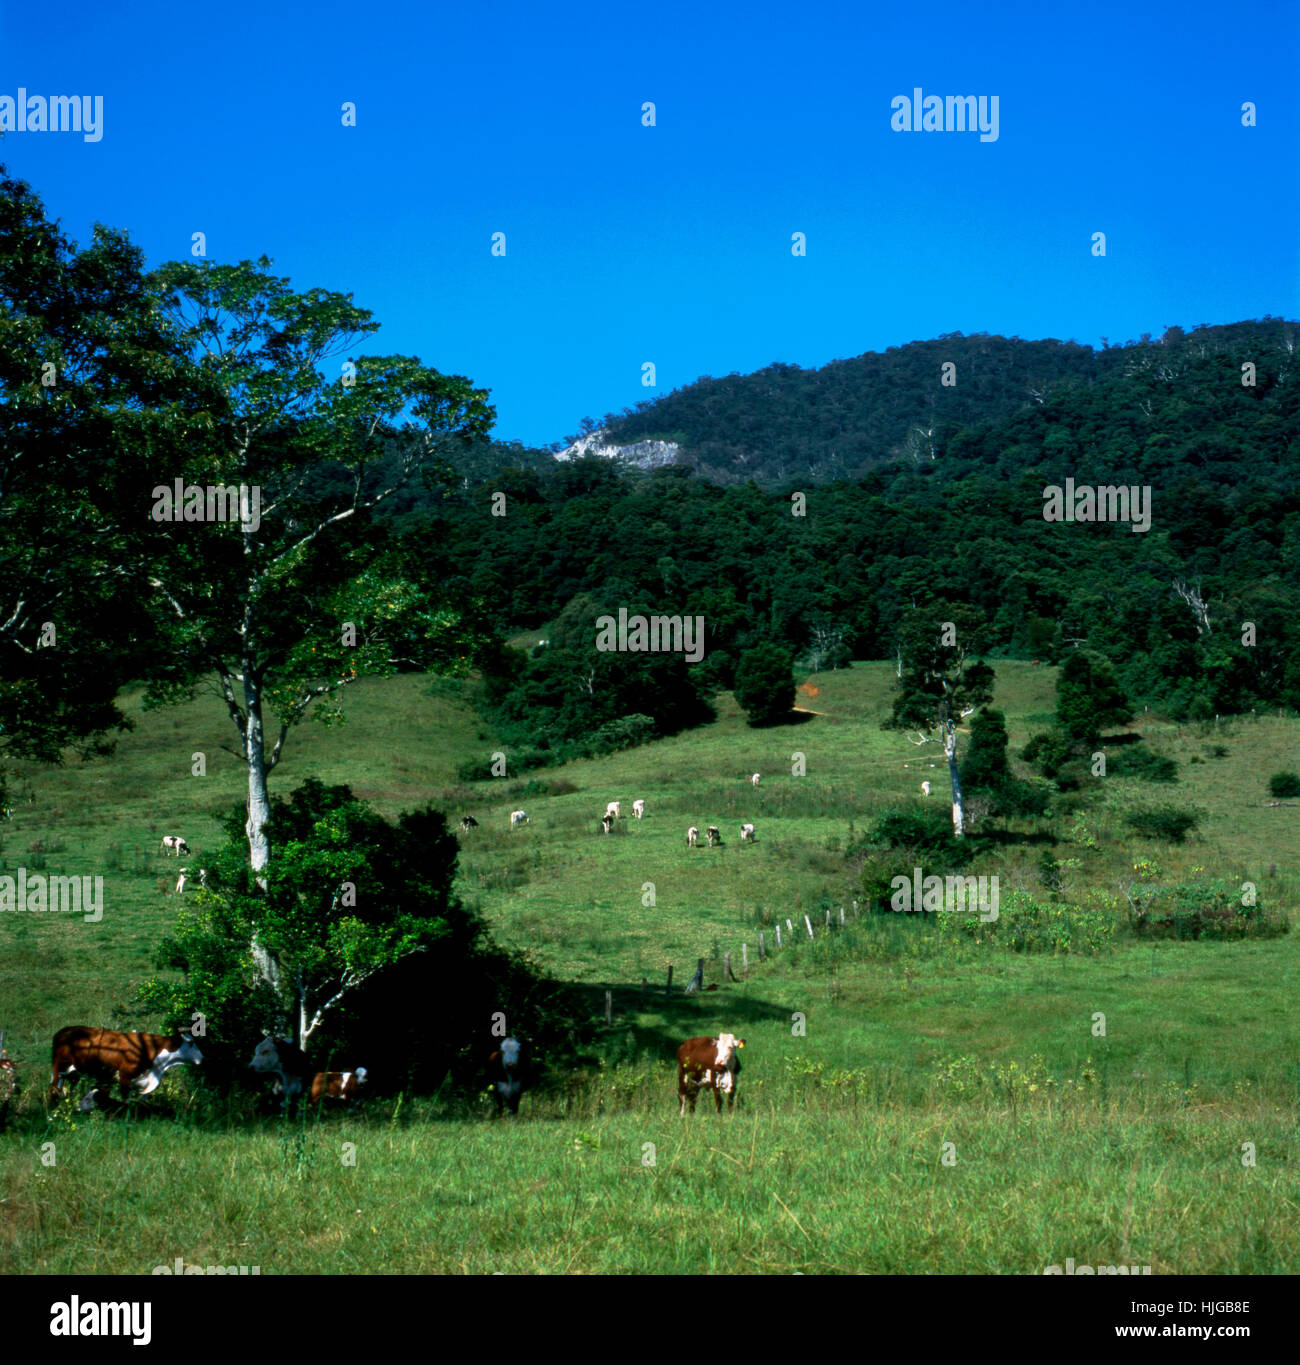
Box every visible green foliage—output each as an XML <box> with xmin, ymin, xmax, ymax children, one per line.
<box><xmin>959</xmin><ymin>708</ymin><xmax>1010</xmax><ymax>790</ymax></box>
<box><xmin>1107</xmin><ymin>744</ymin><xmax>1180</xmax><ymax>783</ymax></box>
<box><xmin>1124</xmin><ymin>804</ymin><xmax>1202</xmax><ymax>843</ymax></box>
<box><xmin>733</xmin><ymin>643</ymin><xmax>796</xmax><ymax>725</ymax></box>
<box><xmin>934</xmin><ymin>889</ymin><xmax>1117</xmax><ymax>955</ymax></box>
<box><xmin>1127</xmin><ymin>879</ymin><xmax>1289</xmax><ymax>941</ymax></box>
<box><xmin>1056</xmin><ymin>652</ymin><xmax>1132</xmax><ymax>744</ymax></box>
<box><xmin>1267</xmin><ymin>771</ymin><xmax>1300</xmax><ymax>798</ymax></box>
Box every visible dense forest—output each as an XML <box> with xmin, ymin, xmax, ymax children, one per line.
<box><xmin>380</xmin><ymin>318</ymin><xmax>1299</xmax><ymax>760</ymax></box>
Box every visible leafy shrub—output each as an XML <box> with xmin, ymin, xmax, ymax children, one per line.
<box><xmin>1108</xmin><ymin>744</ymin><xmax>1179</xmax><ymax>783</ymax></box>
<box><xmin>1268</xmin><ymin>771</ymin><xmax>1300</xmax><ymax>798</ymax></box>
<box><xmin>1127</xmin><ymin>879</ymin><xmax>1289</xmax><ymax>941</ymax></box>
<box><xmin>933</xmin><ymin>888</ymin><xmax>1116</xmax><ymax>955</ymax></box>
<box><xmin>868</xmin><ymin>805</ymin><xmax>971</xmax><ymax>866</ymax></box>
<box><xmin>1021</xmin><ymin>730</ymin><xmax>1073</xmax><ymax>778</ymax></box>
<box><xmin>588</xmin><ymin>713</ymin><xmax>656</xmax><ymax>756</ymax></box>
<box><xmin>1124</xmin><ymin>804</ymin><xmax>1201</xmax><ymax>843</ymax></box>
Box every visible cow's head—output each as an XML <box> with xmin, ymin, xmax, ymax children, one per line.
<box><xmin>248</xmin><ymin>1036</ymin><xmax>287</xmax><ymax>1074</ymax></box>
<box><xmin>714</xmin><ymin>1033</ymin><xmax>745</xmax><ymax>1068</ymax></box>
<box><xmin>499</xmin><ymin>1037</ymin><xmax>522</xmax><ymax>1071</ymax></box>
<box><xmin>173</xmin><ymin>1032</ymin><xmax>203</xmax><ymax>1067</ymax></box>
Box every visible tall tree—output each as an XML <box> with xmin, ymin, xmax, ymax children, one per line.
<box><xmin>139</xmin><ymin>256</ymin><xmax>494</xmax><ymax>893</ymax></box>
<box><xmin>888</xmin><ymin>605</ymin><xmax>994</xmax><ymax>836</ymax></box>
<box><xmin>1055</xmin><ymin>651</ymin><xmax>1132</xmax><ymax>746</ymax></box>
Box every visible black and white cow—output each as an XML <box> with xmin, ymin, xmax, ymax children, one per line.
<box><xmin>248</xmin><ymin>1036</ymin><xmax>313</xmax><ymax>1113</ymax></box>
<box><xmin>489</xmin><ymin>1037</ymin><xmax>527</xmax><ymax>1117</ymax></box>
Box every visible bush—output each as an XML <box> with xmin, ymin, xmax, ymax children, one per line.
<box><xmin>588</xmin><ymin>713</ymin><xmax>656</xmax><ymax>756</ymax></box>
<box><xmin>867</xmin><ymin>805</ymin><xmax>973</xmax><ymax>868</ymax></box>
<box><xmin>1108</xmin><ymin>744</ymin><xmax>1179</xmax><ymax>783</ymax></box>
<box><xmin>1268</xmin><ymin>771</ymin><xmax>1300</xmax><ymax>799</ymax></box>
<box><xmin>1021</xmin><ymin>730</ymin><xmax>1073</xmax><ymax>778</ymax></box>
<box><xmin>1128</xmin><ymin>879</ymin><xmax>1289</xmax><ymax>941</ymax></box>
<box><xmin>933</xmin><ymin>888</ymin><xmax>1116</xmax><ymax>955</ymax></box>
<box><xmin>1124</xmin><ymin>804</ymin><xmax>1201</xmax><ymax>843</ymax></box>
<box><xmin>733</xmin><ymin>643</ymin><xmax>795</xmax><ymax>725</ymax></box>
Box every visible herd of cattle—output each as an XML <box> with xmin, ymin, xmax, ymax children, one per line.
<box><xmin>462</xmin><ymin>773</ymin><xmax>764</xmax><ymax>850</ymax></box>
<box><xmin>0</xmin><ymin>1026</ymin><xmax>748</xmax><ymax>1126</ymax></box>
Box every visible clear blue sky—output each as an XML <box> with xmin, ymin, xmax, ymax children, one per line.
<box><xmin>3</xmin><ymin>0</ymin><xmax>1296</xmax><ymax>447</ymax></box>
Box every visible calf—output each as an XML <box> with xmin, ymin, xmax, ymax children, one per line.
<box><xmin>740</xmin><ymin>822</ymin><xmax>755</xmax><ymax>843</ymax></box>
<box><xmin>605</xmin><ymin>801</ymin><xmax>621</xmax><ymax>819</ymax></box>
<box><xmin>309</xmin><ymin>1068</ymin><xmax>368</xmax><ymax>1111</ymax></box>
<box><xmin>460</xmin><ymin>815</ymin><xmax>479</xmax><ymax>832</ymax></box>
<box><xmin>600</xmin><ymin>813</ymin><xmax>615</xmax><ymax>835</ymax></box>
<box><xmin>160</xmin><ymin>835</ymin><xmax>190</xmax><ymax>857</ymax></box>
<box><xmin>49</xmin><ymin>1026</ymin><xmax>202</xmax><ymax>1105</ymax></box>
<box><xmin>677</xmin><ymin>1033</ymin><xmax>745</xmax><ymax>1115</ymax></box>
<box><xmin>706</xmin><ymin>826</ymin><xmax>721</xmax><ymax>847</ymax></box>
<box><xmin>921</xmin><ymin>781</ymin><xmax>931</xmax><ymax>797</ymax></box>
<box><xmin>510</xmin><ymin>809</ymin><xmax>529</xmax><ymax>828</ymax></box>
<box><xmin>686</xmin><ymin>826</ymin><xmax>699</xmax><ymax>847</ymax></box>
<box><xmin>248</xmin><ymin>1035</ymin><xmax>313</xmax><ymax>1112</ymax></box>
<box><xmin>751</xmin><ymin>773</ymin><xmax>761</xmax><ymax>787</ymax></box>
<box><xmin>489</xmin><ymin>1037</ymin><xmax>526</xmax><ymax>1117</ymax></box>
<box><xmin>632</xmin><ymin>799</ymin><xmax>645</xmax><ymax>819</ymax></box>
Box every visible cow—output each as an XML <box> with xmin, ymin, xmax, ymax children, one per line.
<box><xmin>510</xmin><ymin>809</ymin><xmax>529</xmax><ymax>828</ymax></box>
<box><xmin>740</xmin><ymin>822</ymin><xmax>755</xmax><ymax>843</ymax></box>
<box><xmin>309</xmin><ymin>1068</ymin><xmax>368</xmax><ymax>1112</ymax></box>
<box><xmin>706</xmin><ymin>825</ymin><xmax>721</xmax><ymax>847</ymax></box>
<box><xmin>677</xmin><ymin>1033</ymin><xmax>745</xmax><ymax>1115</ymax></box>
<box><xmin>751</xmin><ymin>773</ymin><xmax>760</xmax><ymax>787</ymax></box>
<box><xmin>0</xmin><ymin>1036</ymin><xmax>15</xmax><ymax>1130</ymax></box>
<box><xmin>687</xmin><ymin>826</ymin><xmax>699</xmax><ymax>847</ymax></box>
<box><xmin>77</xmin><ymin>1086</ymin><xmax>127</xmax><ymax>1117</ymax></box>
<box><xmin>921</xmin><ymin>781</ymin><xmax>931</xmax><ymax>796</ymax></box>
<box><xmin>600</xmin><ymin>813</ymin><xmax>615</xmax><ymax>835</ymax></box>
<box><xmin>489</xmin><ymin>1037</ymin><xmax>526</xmax><ymax>1117</ymax></box>
<box><xmin>632</xmin><ymin>799</ymin><xmax>645</xmax><ymax>820</ymax></box>
<box><xmin>460</xmin><ymin>815</ymin><xmax>479</xmax><ymax>832</ymax></box>
<box><xmin>605</xmin><ymin>801</ymin><xmax>621</xmax><ymax>820</ymax></box>
<box><xmin>248</xmin><ymin>1035</ymin><xmax>313</xmax><ymax>1113</ymax></box>
<box><xmin>160</xmin><ymin>835</ymin><xmax>190</xmax><ymax>857</ymax></box>
<box><xmin>49</xmin><ymin>1026</ymin><xmax>203</xmax><ymax>1105</ymax></box>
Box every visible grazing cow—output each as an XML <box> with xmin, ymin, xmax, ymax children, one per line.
<box><xmin>0</xmin><ymin>1037</ymin><xmax>16</xmax><ymax>1130</ymax></box>
<box><xmin>687</xmin><ymin>826</ymin><xmax>699</xmax><ymax>847</ymax></box>
<box><xmin>677</xmin><ymin>1033</ymin><xmax>745</xmax><ymax>1115</ymax></box>
<box><xmin>248</xmin><ymin>1035</ymin><xmax>313</xmax><ymax>1112</ymax></box>
<box><xmin>489</xmin><ymin>1037</ymin><xmax>526</xmax><ymax>1117</ymax></box>
<box><xmin>160</xmin><ymin>835</ymin><xmax>190</xmax><ymax>857</ymax></box>
<box><xmin>605</xmin><ymin>801</ymin><xmax>621</xmax><ymax>819</ymax></box>
<box><xmin>740</xmin><ymin>822</ymin><xmax>755</xmax><ymax>843</ymax></box>
<box><xmin>309</xmin><ymin>1068</ymin><xmax>368</xmax><ymax>1111</ymax></box>
<box><xmin>510</xmin><ymin>809</ymin><xmax>529</xmax><ymax>828</ymax></box>
<box><xmin>632</xmin><ymin>799</ymin><xmax>645</xmax><ymax>820</ymax></box>
<box><xmin>460</xmin><ymin>815</ymin><xmax>479</xmax><ymax>832</ymax></box>
<box><xmin>49</xmin><ymin>1026</ymin><xmax>202</xmax><ymax>1105</ymax></box>
<box><xmin>706</xmin><ymin>825</ymin><xmax>721</xmax><ymax>847</ymax></box>
<box><xmin>921</xmin><ymin>781</ymin><xmax>931</xmax><ymax>797</ymax></box>
<box><xmin>751</xmin><ymin>773</ymin><xmax>760</xmax><ymax>787</ymax></box>
<box><xmin>600</xmin><ymin>813</ymin><xmax>615</xmax><ymax>835</ymax></box>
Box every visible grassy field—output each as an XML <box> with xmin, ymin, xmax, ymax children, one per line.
<box><xmin>1</xmin><ymin>661</ymin><xmax>1297</xmax><ymax>1273</ymax></box>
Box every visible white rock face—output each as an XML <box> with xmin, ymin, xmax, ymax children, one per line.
<box><xmin>555</xmin><ymin>429</ymin><xmax>682</xmax><ymax>469</ymax></box>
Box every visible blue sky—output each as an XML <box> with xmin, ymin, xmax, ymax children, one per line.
<box><xmin>2</xmin><ymin>0</ymin><xmax>1296</xmax><ymax>446</ymax></box>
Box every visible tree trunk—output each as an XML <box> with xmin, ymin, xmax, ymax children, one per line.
<box><xmin>244</xmin><ymin>668</ymin><xmax>282</xmax><ymax>996</ymax></box>
<box><xmin>945</xmin><ymin>719</ymin><xmax>965</xmax><ymax>838</ymax></box>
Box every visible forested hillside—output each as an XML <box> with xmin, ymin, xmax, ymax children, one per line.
<box><xmin>381</xmin><ymin>317</ymin><xmax>1298</xmax><ymax>761</ymax></box>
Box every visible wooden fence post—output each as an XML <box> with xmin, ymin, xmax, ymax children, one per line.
<box><xmin>742</xmin><ymin>943</ymin><xmax>749</xmax><ymax>973</ymax></box>
<box><xmin>805</xmin><ymin>914</ymin><xmax>815</xmax><ymax>940</ymax></box>
<box><xmin>605</xmin><ymin>989</ymin><xmax>613</xmax><ymax>1025</ymax></box>
<box><xmin>759</xmin><ymin>932</ymin><xmax>766</xmax><ymax>960</ymax></box>
<box><xmin>825</xmin><ymin>909</ymin><xmax>831</xmax><ymax>929</ymax></box>
<box><xmin>839</xmin><ymin>906</ymin><xmax>845</xmax><ymax>926</ymax></box>
<box><xmin>786</xmin><ymin>918</ymin><xmax>794</xmax><ymax>936</ymax></box>
<box><xmin>665</xmin><ymin>964</ymin><xmax>673</xmax><ymax>999</ymax></box>
<box><xmin>775</xmin><ymin>925</ymin><xmax>782</xmax><ymax>949</ymax></box>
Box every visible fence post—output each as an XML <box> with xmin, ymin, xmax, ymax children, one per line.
<box><xmin>685</xmin><ymin>958</ymin><xmax>704</xmax><ymax>994</ymax></box>
<box><xmin>825</xmin><ymin>909</ymin><xmax>831</xmax><ymax>929</ymax></box>
<box><xmin>775</xmin><ymin>925</ymin><xmax>782</xmax><ymax>950</ymax></box>
<box><xmin>665</xmin><ymin>964</ymin><xmax>673</xmax><ymax>999</ymax></box>
<box><xmin>805</xmin><ymin>914</ymin><xmax>815</xmax><ymax>940</ymax></box>
<box><xmin>605</xmin><ymin>989</ymin><xmax>613</xmax><ymax>1026</ymax></box>
<box><xmin>742</xmin><ymin>943</ymin><xmax>749</xmax><ymax>974</ymax></box>
<box><xmin>839</xmin><ymin>906</ymin><xmax>845</xmax><ymax>926</ymax></box>
<box><xmin>759</xmin><ymin>932</ymin><xmax>766</xmax><ymax>960</ymax></box>
<box><xmin>786</xmin><ymin>918</ymin><xmax>794</xmax><ymax>936</ymax></box>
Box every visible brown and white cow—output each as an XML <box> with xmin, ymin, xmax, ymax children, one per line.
<box><xmin>49</xmin><ymin>1026</ymin><xmax>202</xmax><ymax>1105</ymax></box>
<box><xmin>308</xmin><ymin>1067</ymin><xmax>368</xmax><ymax>1111</ymax></box>
<box><xmin>677</xmin><ymin>1032</ymin><xmax>745</xmax><ymax>1115</ymax></box>
<box><xmin>248</xmin><ymin>1035</ymin><xmax>313</xmax><ymax>1112</ymax></box>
